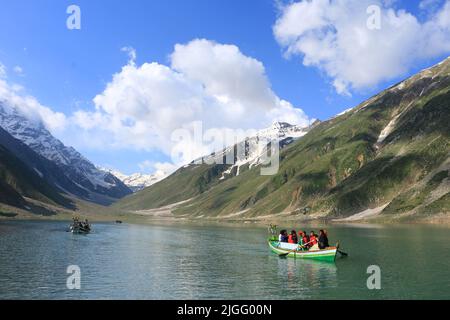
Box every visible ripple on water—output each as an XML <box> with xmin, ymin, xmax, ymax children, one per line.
<box><xmin>0</xmin><ymin>220</ymin><xmax>448</xmax><ymax>299</ymax></box>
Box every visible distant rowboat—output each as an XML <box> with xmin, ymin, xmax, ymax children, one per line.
<box><xmin>70</xmin><ymin>223</ymin><xmax>91</xmax><ymax>234</ymax></box>
<box><xmin>268</xmin><ymin>240</ymin><xmax>338</xmax><ymax>262</ymax></box>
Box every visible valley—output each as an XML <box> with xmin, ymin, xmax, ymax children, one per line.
<box><xmin>1</xmin><ymin>57</ymin><xmax>449</xmax><ymax>225</ymax></box>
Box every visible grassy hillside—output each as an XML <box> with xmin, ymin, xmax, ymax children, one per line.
<box><xmin>0</xmin><ymin>178</ymin><xmax>26</xmax><ymax>208</ymax></box>
<box><xmin>115</xmin><ymin>57</ymin><xmax>450</xmax><ymax>221</ymax></box>
<box><xmin>114</xmin><ymin>163</ymin><xmax>230</xmax><ymax>210</ymax></box>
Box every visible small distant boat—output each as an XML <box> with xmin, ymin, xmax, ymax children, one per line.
<box><xmin>268</xmin><ymin>240</ymin><xmax>338</xmax><ymax>262</ymax></box>
<box><xmin>70</xmin><ymin>221</ymin><xmax>91</xmax><ymax>234</ymax></box>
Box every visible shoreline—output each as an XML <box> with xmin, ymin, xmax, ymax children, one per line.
<box><xmin>1</xmin><ymin>210</ymin><xmax>449</xmax><ymax>228</ymax></box>
<box><xmin>1</xmin><ymin>197</ymin><xmax>448</xmax><ymax>227</ymax></box>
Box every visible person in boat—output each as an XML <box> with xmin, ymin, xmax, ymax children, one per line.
<box><xmin>288</xmin><ymin>230</ymin><xmax>298</xmax><ymax>244</ymax></box>
<box><xmin>309</xmin><ymin>231</ymin><xmax>320</xmax><ymax>251</ymax></box>
<box><xmin>72</xmin><ymin>217</ymin><xmax>80</xmax><ymax>228</ymax></box>
<box><xmin>279</xmin><ymin>230</ymin><xmax>288</xmax><ymax>243</ymax></box>
<box><xmin>283</xmin><ymin>230</ymin><xmax>289</xmax><ymax>242</ymax></box>
<box><xmin>81</xmin><ymin>219</ymin><xmax>90</xmax><ymax>230</ymax></box>
<box><xmin>298</xmin><ymin>231</ymin><xmax>307</xmax><ymax>250</ymax></box>
<box><xmin>301</xmin><ymin>231</ymin><xmax>310</xmax><ymax>249</ymax></box>
<box><xmin>297</xmin><ymin>231</ymin><xmax>303</xmax><ymax>245</ymax></box>
<box><xmin>318</xmin><ymin>229</ymin><xmax>329</xmax><ymax>249</ymax></box>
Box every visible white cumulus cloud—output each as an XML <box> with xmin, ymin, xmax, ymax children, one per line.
<box><xmin>139</xmin><ymin>160</ymin><xmax>178</xmax><ymax>176</ymax></box>
<box><xmin>0</xmin><ymin>40</ymin><xmax>311</xmax><ymax>170</ymax></box>
<box><xmin>274</xmin><ymin>0</ymin><xmax>450</xmax><ymax>95</ymax></box>
<box><xmin>0</xmin><ymin>77</ymin><xmax>67</xmax><ymax>132</ymax></box>
<box><xmin>121</xmin><ymin>46</ymin><xmax>137</xmax><ymax>65</ymax></box>
<box><xmin>76</xmin><ymin>39</ymin><xmax>310</xmax><ymax>164</ymax></box>
<box><xmin>13</xmin><ymin>66</ymin><xmax>24</xmax><ymax>76</ymax></box>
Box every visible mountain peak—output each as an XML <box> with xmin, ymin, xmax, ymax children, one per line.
<box><xmin>101</xmin><ymin>168</ymin><xmax>168</xmax><ymax>192</ymax></box>
<box><xmin>0</xmin><ymin>101</ymin><xmax>132</xmax><ymax>203</ymax></box>
<box><xmin>270</xmin><ymin>121</ymin><xmax>292</xmax><ymax>130</ymax></box>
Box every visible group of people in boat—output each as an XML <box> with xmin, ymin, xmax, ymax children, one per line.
<box><xmin>71</xmin><ymin>217</ymin><xmax>91</xmax><ymax>231</ymax></box>
<box><xmin>279</xmin><ymin>229</ymin><xmax>330</xmax><ymax>251</ymax></box>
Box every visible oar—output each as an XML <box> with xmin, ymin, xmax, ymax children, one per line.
<box><xmin>338</xmin><ymin>249</ymin><xmax>348</xmax><ymax>257</ymax></box>
<box><xmin>278</xmin><ymin>248</ymin><xmax>297</xmax><ymax>258</ymax></box>
<box><xmin>336</xmin><ymin>242</ymin><xmax>348</xmax><ymax>257</ymax></box>
<box><xmin>278</xmin><ymin>241</ymin><xmax>313</xmax><ymax>257</ymax></box>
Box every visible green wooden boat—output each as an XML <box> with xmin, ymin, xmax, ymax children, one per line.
<box><xmin>268</xmin><ymin>240</ymin><xmax>338</xmax><ymax>262</ymax></box>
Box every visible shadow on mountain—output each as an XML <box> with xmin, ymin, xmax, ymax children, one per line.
<box><xmin>0</xmin><ymin>212</ymin><xmax>18</xmax><ymax>218</ymax></box>
<box><xmin>26</xmin><ymin>203</ymin><xmax>60</xmax><ymax>217</ymax></box>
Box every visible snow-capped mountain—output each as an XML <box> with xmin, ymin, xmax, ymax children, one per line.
<box><xmin>102</xmin><ymin>169</ymin><xmax>168</xmax><ymax>192</ymax></box>
<box><xmin>117</xmin><ymin>121</ymin><xmax>317</xmax><ymax>193</ymax></box>
<box><xmin>0</xmin><ymin>101</ymin><xmax>132</xmax><ymax>204</ymax></box>
<box><xmin>255</xmin><ymin>121</ymin><xmax>314</xmax><ymax>140</ymax></box>
<box><xmin>195</xmin><ymin>121</ymin><xmax>319</xmax><ymax>179</ymax></box>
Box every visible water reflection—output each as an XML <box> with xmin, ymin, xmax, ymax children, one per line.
<box><xmin>277</xmin><ymin>257</ymin><xmax>338</xmax><ymax>294</ymax></box>
<box><xmin>0</xmin><ymin>221</ymin><xmax>449</xmax><ymax>299</ymax></box>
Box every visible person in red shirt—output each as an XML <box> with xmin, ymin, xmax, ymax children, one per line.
<box><xmin>309</xmin><ymin>231</ymin><xmax>320</xmax><ymax>250</ymax></box>
<box><xmin>310</xmin><ymin>231</ymin><xmax>318</xmax><ymax>245</ymax></box>
<box><xmin>302</xmin><ymin>231</ymin><xmax>309</xmax><ymax>248</ymax></box>
<box><xmin>288</xmin><ymin>233</ymin><xmax>294</xmax><ymax>244</ymax></box>
<box><xmin>288</xmin><ymin>230</ymin><xmax>298</xmax><ymax>244</ymax></box>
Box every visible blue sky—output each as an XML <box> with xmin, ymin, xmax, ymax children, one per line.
<box><xmin>0</xmin><ymin>0</ymin><xmax>449</xmax><ymax>175</ymax></box>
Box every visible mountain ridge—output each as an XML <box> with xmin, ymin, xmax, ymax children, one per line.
<box><xmin>114</xmin><ymin>121</ymin><xmax>320</xmax><ymax>210</ymax></box>
<box><xmin>102</xmin><ymin>168</ymin><xmax>168</xmax><ymax>192</ymax></box>
<box><xmin>0</xmin><ymin>101</ymin><xmax>132</xmax><ymax>204</ymax></box>
<box><xmin>115</xmin><ymin>56</ymin><xmax>450</xmax><ymax>222</ymax></box>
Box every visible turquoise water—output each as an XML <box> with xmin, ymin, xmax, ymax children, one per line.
<box><xmin>0</xmin><ymin>220</ymin><xmax>449</xmax><ymax>299</ymax></box>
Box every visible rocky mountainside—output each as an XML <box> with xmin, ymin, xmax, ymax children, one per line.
<box><xmin>0</xmin><ymin>102</ymin><xmax>132</xmax><ymax>204</ymax></box>
<box><xmin>0</xmin><ymin>127</ymin><xmax>90</xmax><ymax>200</ymax></box>
<box><xmin>195</xmin><ymin>121</ymin><xmax>317</xmax><ymax>179</ymax></box>
<box><xmin>114</xmin><ymin>121</ymin><xmax>319</xmax><ymax>210</ymax></box>
<box><xmin>0</xmin><ymin>130</ymin><xmax>75</xmax><ymax>211</ymax></box>
<box><xmin>115</xmin><ymin>57</ymin><xmax>450</xmax><ymax>222</ymax></box>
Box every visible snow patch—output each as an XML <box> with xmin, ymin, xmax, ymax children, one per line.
<box><xmin>333</xmin><ymin>203</ymin><xmax>390</xmax><ymax>222</ymax></box>
<box><xmin>197</xmin><ymin>121</ymin><xmax>314</xmax><ymax>180</ymax></box>
<box><xmin>103</xmin><ymin>168</ymin><xmax>168</xmax><ymax>192</ymax></box>
<box><xmin>33</xmin><ymin>168</ymin><xmax>43</xmax><ymax>178</ymax></box>
<box><xmin>377</xmin><ymin>101</ymin><xmax>414</xmax><ymax>144</ymax></box>
<box><xmin>336</xmin><ymin>108</ymin><xmax>353</xmax><ymax>117</ymax></box>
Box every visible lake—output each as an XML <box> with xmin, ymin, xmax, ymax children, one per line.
<box><xmin>0</xmin><ymin>220</ymin><xmax>449</xmax><ymax>299</ymax></box>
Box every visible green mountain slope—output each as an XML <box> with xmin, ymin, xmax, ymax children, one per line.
<box><xmin>0</xmin><ymin>177</ymin><xmax>26</xmax><ymax>208</ymax></box>
<box><xmin>115</xmin><ymin>57</ymin><xmax>450</xmax><ymax>221</ymax></box>
<box><xmin>114</xmin><ymin>163</ymin><xmax>230</xmax><ymax>210</ymax></box>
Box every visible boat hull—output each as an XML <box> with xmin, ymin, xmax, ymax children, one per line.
<box><xmin>70</xmin><ymin>225</ymin><xmax>91</xmax><ymax>234</ymax></box>
<box><xmin>268</xmin><ymin>240</ymin><xmax>337</xmax><ymax>262</ymax></box>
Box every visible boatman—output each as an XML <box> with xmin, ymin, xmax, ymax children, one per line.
<box><xmin>318</xmin><ymin>230</ymin><xmax>329</xmax><ymax>249</ymax></box>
